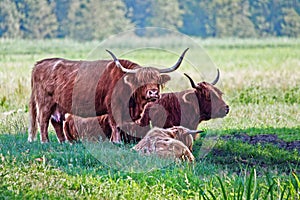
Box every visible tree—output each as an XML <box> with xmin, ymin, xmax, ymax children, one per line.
<box><xmin>148</xmin><ymin>0</ymin><xmax>183</xmax><ymax>30</ymax></box>
<box><xmin>179</xmin><ymin>0</ymin><xmax>216</xmax><ymax>37</ymax></box>
<box><xmin>215</xmin><ymin>0</ymin><xmax>257</xmax><ymax>38</ymax></box>
<box><xmin>0</xmin><ymin>0</ymin><xmax>21</xmax><ymax>38</ymax></box>
<box><xmin>281</xmin><ymin>8</ymin><xmax>300</xmax><ymax>37</ymax></box>
<box><xmin>67</xmin><ymin>0</ymin><xmax>132</xmax><ymax>40</ymax></box>
<box><xmin>19</xmin><ymin>0</ymin><xmax>58</xmax><ymax>39</ymax></box>
<box><xmin>53</xmin><ymin>0</ymin><xmax>71</xmax><ymax>38</ymax></box>
<box><xmin>124</xmin><ymin>0</ymin><xmax>183</xmax><ymax>36</ymax></box>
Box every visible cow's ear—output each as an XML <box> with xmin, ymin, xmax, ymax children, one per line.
<box><xmin>182</xmin><ymin>91</ymin><xmax>197</xmax><ymax>103</ymax></box>
<box><xmin>182</xmin><ymin>91</ymin><xmax>199</xmax><ymax>113</ymax></box>
<box><xmin>159</xmin><ymin>74</ymin><xmax>171</xmax><ymax>84</ymax></box>
<box><xmin>124</xmin><ymin>74</ymin><xmax>136</xmax><ymax>87</ymax></box>
<box><xmin>166</xmin><ymin>128</ymin><xmax>176</xmax><ymax>138</ymax></box>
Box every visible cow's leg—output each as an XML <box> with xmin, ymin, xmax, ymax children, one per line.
<box><xmin>50</xmin><ymin>119</ymin><xmax>66</xmax><ymax>143</ymax></box>
<box><xmin>108</xmin><ymin>117</ymin><xmax>121</xmax><ymax>143</ymax></box>
<box><xmin>37</xmin><ymin>95</ymin><xmax>55</xmax><ymax>143</ymax></box>
<box><xmin>28</xmin><ymin>93</ymin><xmax>38</xmax><ymax>142</ymax></box>
<box><xmin>38</xmin><ymin>111</ymin><xmax>51</xmax><ymax>143</ymax></box>
<box><xmin>110</xmin><ymin>127</ymin><xmax>121</xmax><ymax>143</ymax></box>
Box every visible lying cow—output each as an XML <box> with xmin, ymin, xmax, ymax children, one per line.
<box><xmin>28</xmin><ymin>49</ymin><xmax>188</xmax><ymax>143</ymax></box>
<box><xmin>166</xmin><ymin>126</ymin><xmax>203</xmax><ymax>151</ymax></box>
<box><xmin>125</xmin><ymin>69</ymin><xmax>229</xmax><ymax>138</ymax></box>
<box><xmin>133</xmin><ymin>127</ymin><xmax>203</xmax><ymax>162</ymax></box>
<box><xmin>62</xmin><ymin>113</ymin><xmax>139</xmax><ymax>143</ymax></box>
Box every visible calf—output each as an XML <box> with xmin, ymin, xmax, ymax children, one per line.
<box><xmin>133</xmin><ymin>126</ymin><xmax>203</xmax><ymax>162</ymax></box>
<box><xmin>62</xmin><ymin>114</ymin><xmax>137</xmax><ymax>143</ymax></box>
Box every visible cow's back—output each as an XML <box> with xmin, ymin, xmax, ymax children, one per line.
<box><xmin>31</xmin><ymin>58</ymin><xmax>137</xmax><ymax>116</ymax></box>
<box><xmin>138</xmin><ymin>90</ymin><xmax>200</xmax><ymax>130</ymax></box>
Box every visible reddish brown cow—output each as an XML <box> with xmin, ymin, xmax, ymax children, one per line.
<box><xmin>124</xmin><ymin>69</ymin><xmax>229</xmax><ymax>137</ymax></box>
<box><xmin>62</xmin><ymin>112</ymin><xmax>203</xmax><ymax>148</ymax></box>
<box><xmin>63</xmin><ymin>113</ymin><xmax>136</xmax><ymax>143</ymax></box>
<box><xmin>62</xmin><ymin>113</ymin><xmax>111</xmax><ymax>143</ymax></box>
<box><xmin>28</xmin><ymin>49</ymin><xmax>188</xmax><ymax>143</ymax></box>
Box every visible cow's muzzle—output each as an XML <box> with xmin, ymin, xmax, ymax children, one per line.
<box><xmin>213</xmin><ymin>105</ymin><xmax>230</xmax><ymax>118</ymax></box>
<box><xmin>146</xmin><ymin>90</ymin><xmax>159</xmax><ymax>102</ymax></box>
<box><xmin>225</xmin><ymin>105</ymin><xmax>230</xmax><ymax>115</ymax></box>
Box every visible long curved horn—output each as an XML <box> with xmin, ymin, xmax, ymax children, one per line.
<box><xmin>106</xmin><ymin>49</ymin><xmax>138</xmax><ymax>73</ymax></box>
<box><xmin>158</xmin><ymin>48</ymin><xmax>189</xmax><ymax>73</ymax></box>
<box><xmin>211</xmin><ymin>69</ymin><xmax>220</xmax><ymax>85</ymax></box>
<box><xmin>184</xmin><ymin>73</ymin><xmax>197</xmax><ymax>89</ymax></box>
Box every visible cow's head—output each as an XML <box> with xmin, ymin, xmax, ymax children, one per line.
<box><xmin>167</xmin><ymin>126</ymin><xmax>204</xmax><ymax>151</ymax></box>
<box><xmin>184</xmin><ymin>70</ymin><xmax>229</xmax><ymax>122</ymax></box>
<box><xmin>107</xmin><ymin>49</ymin><xmax>188</xmax><ymax>114</ymax></box>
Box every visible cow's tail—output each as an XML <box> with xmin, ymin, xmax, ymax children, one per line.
<box><xmin>28</xmin><ymin>89</ymin><xmax>38</xmax><ymax>142</ymax></box>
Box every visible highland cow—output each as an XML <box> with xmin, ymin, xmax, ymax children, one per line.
<box><xmin>28</xmin><ymin>49</ymin><xmax>188</xmax><ymax>143</ymax></box>
<box><xmin>133</xmin><ymin>127</ymin><xmax>202</xmax><ymax>162</ymax></box>
<box><xmin>128</xmin><ymin>69</ymin><xmax>229</xmax><ymax>137</ymax></box>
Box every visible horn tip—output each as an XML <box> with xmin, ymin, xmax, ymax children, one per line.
<box><xmin>182</xmin><ymin>48</ymin><xmax>189</xmax><ymax>56</ymax></box>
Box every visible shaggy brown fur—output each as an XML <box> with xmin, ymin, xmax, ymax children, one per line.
<box><xmin>63</xmin><ymin>113</ymin><xmax>110</xmax><ymax>142</ymax></box>
<box><xmin>134</xmin><ymin>78</ymin><xmax>229</xmax><ymax>136</ymax></box>
<box><xmin>133</xmin><ymin>127</ymin><xmax>196</xmax><ymax>162</ymax></box>
<box><xmin>62</xmin><ymin>113</ymin><xmax>138</xmax><ymax>143</ymax></box>
<box><xmin>28</xmin><ymin>58</ymin><xmax>173</xmax><ymax>143</ymax></box>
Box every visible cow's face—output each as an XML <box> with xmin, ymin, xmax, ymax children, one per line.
<box><xmin>106</xmin><ymin>49</ymin><xmax>188</xmax><ymax>103</ymax></box>
<box><xmin>196</xmin><ymin>82</ymin><xmax>229</xmax><ymax>119</ymax></box>
<box><xmin>167</xmin><ymin>126</ymin><xmax>203</xmax><ymax>146</ymax></box>
<box><xmin>106</xmin><ymin>48</ymin><xmax>187</xmax><ymax>119</ymax></box>
<box><xmin>184</xmin><ymin>71</ymin><xmax>229</xmax><ymax>122</ymax></box>
<box><xmin>125</xmin><ymin>67</ymin><xmax>171</xmax><ymax>103</ymax></box>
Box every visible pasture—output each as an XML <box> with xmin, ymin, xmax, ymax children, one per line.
<box><xmin>0</xmin><ymin>38</ymin><xmax>299</xmax><ymax>199</ymax></box>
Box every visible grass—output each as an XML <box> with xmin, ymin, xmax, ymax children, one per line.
<box><xmin>0</xmin><ymin>133</ymin><xmax>299</xmax><ymax>199</ymax></box>
<box><xmin>0</xmin><ymin>37</ymin><xmax>299</xmax><ymax>199</ymax></box>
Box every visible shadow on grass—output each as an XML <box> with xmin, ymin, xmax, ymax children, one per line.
<box><xmin>193</xmin><ymin>127</ymin><xmax>300</xmax><ymax>174</ymax></box>
<box><xmin>0</xmin><ymin>128</ymin><xmax>299</xmax><ymax>177</ymax></box>
<box><xmin>219</xmin><ymin>126</ymin><xmax>300</xmax><ymax>142</ymax></box>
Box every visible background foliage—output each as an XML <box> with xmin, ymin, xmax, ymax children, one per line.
<box><xmin>0</xmin><ymin>0</ymin><xmax>299</xmax><ymax>40</ymax></box>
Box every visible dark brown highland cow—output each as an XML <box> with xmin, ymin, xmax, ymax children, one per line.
<box><xmin>28</xmin><ymin>49</ymin><xmax>188</xmax><ymax>143</ymax></box>
<box><xmin>127</xmin><ymin>69</ymin><xmax>229</xmax><ymax>137</ymax></box>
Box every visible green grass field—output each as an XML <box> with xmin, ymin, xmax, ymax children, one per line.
<box><xmin>0</xmin><ymin>38</ymin><xmax>299</xmax><ymax>199</ymax></box>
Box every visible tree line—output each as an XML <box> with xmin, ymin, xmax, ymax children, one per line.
<box><xmin>0</xmin><ymin>0</ymin><xmax>299</xmax><ymax>40</ymax></box>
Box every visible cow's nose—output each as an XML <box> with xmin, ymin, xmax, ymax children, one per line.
<box><xmin>147</xmin><ymin>90</ymin><xmax>158</xmax><ymax>98</ymax></box>
<box><xmin>225</xmin><ymin>105</ymin><xmax>230</xmax><ymax>114</ymax></box>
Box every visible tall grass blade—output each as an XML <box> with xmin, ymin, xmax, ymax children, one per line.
<box><xmin>263</xmin><ymin>172</ymin><xmax>276</xmax><ymax>200</ymax></box>
<box><xmin>279</xmin><ymin>184</ymin><xmax>287</xmax><ymax>200</ymax></box>
<box><xmin>251</xmin><ymin>168</ymin><xmax>258</xmax><ymax>199</ymax></box>
<box><xmin>292</xmin><ymin>171</ymin><xmax>300</xmax><ymax>191</ymax></box>
<box><xmin>217</xmin><ymin>176</ymin><xmax>227</xmax><ymax>200</ymax></box>
<box><xmin>207</xmin><ymin>190</ymin><xmax>217</xmax><ymax>200</ymax></box>
<box><xmin>246</xmin><ymin>168</ymin><xmax>254</xmax><ymax>200</ymax></box>
<box><xmin>237</xmin><ymin>181</ymin><xmax>244</xmax><ymax>200</ymax></box>
<box><xmin>198</xmin><ymin>187</ymin><xmax>209</xmax><ymax>200</ymax></box>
